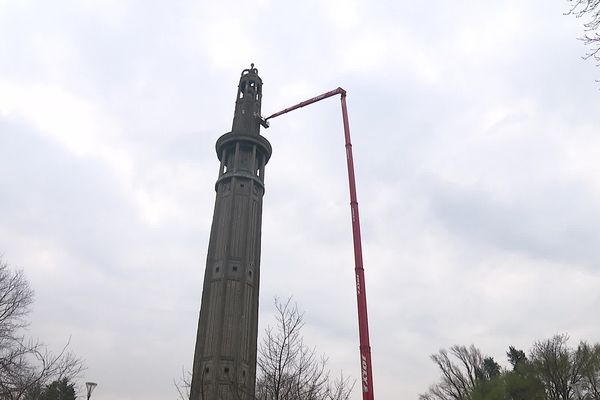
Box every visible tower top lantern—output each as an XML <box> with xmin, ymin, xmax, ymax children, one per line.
<box><xmin>232</xmin><ymin>63</ymin><xmax>264</xmax><ymax>135</ymax></box>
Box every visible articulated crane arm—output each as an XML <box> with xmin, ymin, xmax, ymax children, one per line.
<box><xmin>263</xmin><ymin>88</ymin><xmax>375</xmax><ymax>400</ymax></box>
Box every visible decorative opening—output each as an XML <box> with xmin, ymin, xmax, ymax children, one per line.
<box><xmin>224</xmin><ymin>367</ymin><xmax>230</xmax><ymax>374</ymax></box>
<box><xmin>215</xmin><ymin>267</ymin><xmax>220</xmax><ymax>273</ymax></box>
<box><xmin>232</xmin><ymin>266</ymin><xmax>238</xmax><ymax>272</ymax></box>
<box><xmin>205</xmin><ymin>367</ymin><xmax>210</xmax><ymax>374</ymax></box>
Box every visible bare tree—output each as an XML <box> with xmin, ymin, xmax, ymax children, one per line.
<box><xmin>567</xmin><ymin>0</ymin><xmax>600</xmax><ymax>66</ymax></box>
<box><xmin>418</xmin><ymin>345</ymin><xmax>489</xmax><ymax>400</ymax></box>
<box><xmin>325</xmin><ymin>373</ymin><xmax>354</xmax><ymax>400</ymax></box>
<box><xmin>175</xmin><ymin>367</ymin><xmax>192</xmax><ymax>400</ymax></box>
<box><xmin>175</xmin><ymin>298</ymin><xmax>353</xmax><ymax>400</ymax></box>
<box><xmin>529</xmin><ymin>334</ymin><xmax>590</xmax><ymax>400</ymax></box>
<box><xmin>578</xmin><ymin>342</ymin><xmax>600</xmax><ymax>399</ymax></box>
<box><xmin>256</xmin><ymin>297</ymin><xmax>354</xmax><ymax>400</ymax></box>
<box><xmin>0</xmin><ymin>259</ymin><xmax>83</xmax><ymax>399</ymax></box>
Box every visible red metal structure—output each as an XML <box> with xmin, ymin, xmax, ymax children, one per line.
<box><xmin>264</xmin><ymin>88</ymin><xmax>375</xmax><ymax>400</ymax></box>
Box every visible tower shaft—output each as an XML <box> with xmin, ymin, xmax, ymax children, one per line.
<box><xmin>190</xmin><ymin>66</ymin><xmax>271</xmax><ymax>400</ymax></box>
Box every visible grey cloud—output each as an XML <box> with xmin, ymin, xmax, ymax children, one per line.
<box><xmin>429</xmin><ymin>177</ymin><xmax>600</xmax><ymax>268</ymax></box>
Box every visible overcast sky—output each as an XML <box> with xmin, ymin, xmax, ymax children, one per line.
<box><xmin>1</xmin><ymin>1</ymin><xmax>600</xmax><ymax>399</ymax></box>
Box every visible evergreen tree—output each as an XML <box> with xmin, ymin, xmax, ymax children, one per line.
<box><xmin>34</xmin><ymin>378</ymin><xmax>77</xmax><ymax>400</ymax></box>
<box><xmin>506</xmin><ymin>346</ymin><xmax>527</xmax><ymax>371</ymax></box>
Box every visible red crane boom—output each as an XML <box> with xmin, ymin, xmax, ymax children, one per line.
<box><xmin>265</xmin><ymin>88</ymin><xmax>375</xmax><ymax>400</ymax></box>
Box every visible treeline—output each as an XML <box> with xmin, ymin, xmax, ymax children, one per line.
<box><xmin>420</xmin><ymin>334</ymin><xmax>600</xmax><ymax>400</ymax></box>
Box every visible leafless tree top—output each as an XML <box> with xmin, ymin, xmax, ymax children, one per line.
<box><xmin>1</xmin><ymin>259</ymin><xmax>84</xmax><ymax>399</ymax></box>
<box><xmin>567</xmin><ymin>0</ymin><xmax>600</xmax><ymax>63</ymax></box>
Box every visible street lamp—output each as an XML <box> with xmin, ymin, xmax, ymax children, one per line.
<box><xmin>85</xmin><ymin>382</ymin><xmax>97</xmax><ymax>400</ymax></box>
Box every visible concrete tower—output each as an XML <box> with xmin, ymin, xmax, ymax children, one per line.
<box><xmin>190</xmin><ymin>65</ymin><xmax>272</xmax><ymax>400</ymax></box>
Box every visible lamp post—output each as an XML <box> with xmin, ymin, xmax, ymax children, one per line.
<box><xmin>85</xmin><ymin>382</ymin><xmax>97</xmax><ymax>400</ymax></box>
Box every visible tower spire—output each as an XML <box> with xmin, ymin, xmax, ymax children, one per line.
<box><xmin>232</xmin><ymin>63</ymin><xmax>263</xmax><ymax>135</ymax></box>
<box><xmin>190</xmin><ymin>65</ymin><xmax>272</xmax><ymax>400</ymax></box>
